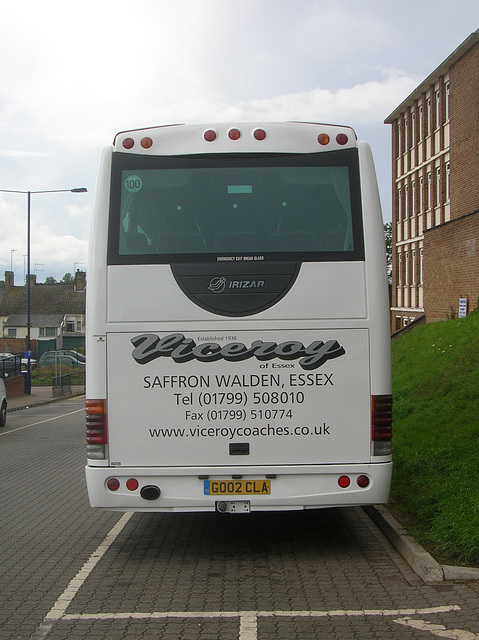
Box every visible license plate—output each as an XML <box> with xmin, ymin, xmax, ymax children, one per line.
<box><xmin>204</xmin><ymin>479</ymin><xmax>271</xmax><ymax>495</ymax></box>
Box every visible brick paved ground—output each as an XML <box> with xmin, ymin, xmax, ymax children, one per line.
<box><xmin>1</xmin><ymin>399</ymin><xmax>478</xmax><ymax>640</ymax></box>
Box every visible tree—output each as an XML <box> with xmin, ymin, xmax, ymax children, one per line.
<box><xmin>60</xmin><ymin>273</ymin><xmax>74</xmax><ymax>285</ymax></box>
<box><xmin>44</xmin><ymin>276</ymin><xmax>57</xmax><ymax>284</ymax></box>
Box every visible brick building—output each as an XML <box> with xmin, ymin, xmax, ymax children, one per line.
<box><xmin>385</xmin><ymin>30</ymin><xmax>479</xmax><ymax>329</ymax></box>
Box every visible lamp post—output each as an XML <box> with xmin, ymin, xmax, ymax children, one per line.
<box><xmin>0</xmin><ymin>187</ymin><xmax>88</xmax><ymax>394</ymax></box>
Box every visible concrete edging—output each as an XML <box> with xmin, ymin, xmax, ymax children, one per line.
<box><xmin>366</xmin><ymin>505</ymin><xmax>479</xmax><ymax>582</ymax></box>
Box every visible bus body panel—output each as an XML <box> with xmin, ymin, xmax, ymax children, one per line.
<box><xmin>106</xmin><ymin>328</ymin><xmax>370</xmax><ymax>468</ymax></box>
<box><xmin>106</xmin><ymin>262</ymin><xmax>367</xmax><ymax>323</ymax></box>
<box><xmin>85</xmin><ymin>122</ymin><xmax>392</xmax><ymax>511</ymax></box>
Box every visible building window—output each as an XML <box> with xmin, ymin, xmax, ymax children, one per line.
<box><xmin>412</xmin><ymin>249</ymin><xmax>416</xmax><ymax>285</ymax></box>
<box><xmin>404</xmin><ymin>116</ymin><xmax>408</xmax><ymax>152</ymax></box>
<box><xmin>419</xmin><ymin>104</ymin><xmax>423</xmax><ymax>140</ymax></box>
<box><xmin>446</xmin><ymin>162</ymin><xmax>451</xmax><ymax>201</ymax></box>
<box><xmin>398</xmin><ymin>252</ymin><xmax>402</xmax><ymax>286</ymax></box>
<box><xmin>66</xmin><ymin>321</ymin><xmax>75</xmax><ymax>333</ymax></box>
<box><xmin>427</xmin><ymin>172</ymin><xmax>432</xmax><ymax>209</ymax></box>
<box><xmin>411</xmin><ymin>110</ymin><xmax>416</xmax><ymax>147</ymax></box>
<box><xmin>420</xmin><ymin>248</ymin><xmax>424</xmax><ymax>284</ymax></box>
<box><xmin>398</xmin><ymin>123</ymin><xmax>402</xmax><ymax>156</ymax></box>
<box><xmin>436</xmin><ymin>167</ymin><xmax>441</xmax><ymax>206</ymax></box>
<box><xmin>435</xmin><ymin>89</ymin><xmax>441</xmax><ymax>129</ymax></box>
<box><xmin>445</xmin><ymin>82</ymin><xmax>450</xmax><ymax>121</ymax></box>
<box><xmin>398</xmin><ymin>187</ymin><xmax>402</xmax><ymax>220</ymax></box>
<box><xmin>39</xmin><ymin>327</ymin><xmax>56</xmax><ymax>337</ymax></box>
<box><xmin>412</xmin><ymin>180</ymin><xmax>416</xmax><ymax>217</ymax></box>
<box><xmin>427</xmin><ymin>97</ymin><xmax>432</xmax><ymax>135</ymax></box>
<box><xmin>405</xmin><ymin>183</ymin><xmax>409</xmax><ymax>218</ymax></box>
<box><xmin>419</xmin><ymin>176</ymin><xmax>424</xmax><ymax>213</ymax></box>
<box><xmin>405</xmin><ymin>251</ymin><xmax>409</xmax><ymax>286</ymax></box>
<box><xmin>7</xmin><ymin>328</ymin><xmax>17</xmax><ymax>338</ymax></box>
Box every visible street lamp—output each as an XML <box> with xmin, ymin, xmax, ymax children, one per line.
<box><xmin>0</xmin><ymin>187</ymin><xmax>88</xmax><ymax>394</ymax></box>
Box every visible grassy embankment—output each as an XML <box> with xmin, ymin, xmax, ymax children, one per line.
<box><xmin>390</xmin><ymin>308</ymin><xmax>479</xmax><ymax>566</ymax></box>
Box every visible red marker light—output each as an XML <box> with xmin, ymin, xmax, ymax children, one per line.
<box><xmin>122</xmin><ymin>138</ymin><xmax>135</xmax><ymax>150</ymax></box>
<box><xmin>338</xmin><ymin>475</ymin><xmax>351</xmax><ymax>488</ymax></box>
<box><xmin>126</xmin><ymin>478</ymin><xmax>139</xmax><ymax>491</ymax></box>
<box><xmin>253</xmin><ymin>128</ymin><xmax>266</xmax><ymax>140</ymax></box>
<box><xmin>204</xmin><ymin>129</ymin><xmax>217</xmax><ymax>142</ymax></box>
<box><xmin>318</xmin><ymin>133</ymin><xmax>330</xmax><ymax>145</ymax></box>
<box><xmin>336</xmin><ymin>133</ymin><xmax>349</xmax><ymax>145</ymax></box>
<box><xmin>228</xmin><ymin>128</ymin><xmax>241</xmax><ymax>140</ymax></box>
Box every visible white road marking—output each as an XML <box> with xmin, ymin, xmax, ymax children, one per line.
<box><xmin>59</xmin><ymin>605</ymin><xmax>462</xmax><ymax>640</ymax></box>
<box><xmin>0</xmin><ymin>407</ymin><xmax>84</xmax><ymax>435</ymax></box>
<box><xmin>45</xmin><ymin>512</ymin><xmax>133</xmax><ymax>620</ymax></box>
<box><xmin>395</xmin><ymin>617</ymin><xmax>479</xmax><ymax>639</ymax></box>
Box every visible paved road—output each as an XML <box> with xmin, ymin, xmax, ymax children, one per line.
<box><xmin>1</xmin><ymin>398</ymin><xmax>478</xmax><ymax>640</ymax></box>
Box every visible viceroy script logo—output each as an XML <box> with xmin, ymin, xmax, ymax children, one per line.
<box><xmin>131</xmin><ymin>333</ymin><xmax>346</xmax><ymax>371</ymax></box>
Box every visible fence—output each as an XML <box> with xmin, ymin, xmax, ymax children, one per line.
<box><xmin>52</xmin><ymin>370</ymin><xmax>86</xmax><ymax>398</ymax></box>
<box><xmin>0</xmin><ymin>355</ymin><xmax>22</xmax><ymax>379</ymax></box>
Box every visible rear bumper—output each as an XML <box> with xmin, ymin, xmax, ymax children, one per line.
<box><xmin>85</xmin><ymin>462</ymin><xmax>392</xmax><ymax>512</ymax></box>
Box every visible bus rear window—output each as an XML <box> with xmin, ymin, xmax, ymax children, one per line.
<box><xmin>108</xmin><ymin>150</ymin><xmax>364</xmax><ymax>264</ymax></box>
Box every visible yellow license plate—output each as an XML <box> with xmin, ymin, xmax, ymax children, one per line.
<box><xmin>204</xmin><ymin>479</ymin><xmax>271</xmax><ymax>495</ymax></box>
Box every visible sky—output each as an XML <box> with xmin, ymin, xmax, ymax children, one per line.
<box><xmin>1</xmin><ymin>0</ymin><xmax>478</xmax><ymax>282</ymax></box>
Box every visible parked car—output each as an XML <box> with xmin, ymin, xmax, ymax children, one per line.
<box><xmin>57</xmin><ymin>349</ymin><xmax>86</xmax><ymax>363</ymax></box>
<box><xmin>0</xmin><ymin>377</ymin><xmax>6</xmax><ymax>428</ymax></box>
<box><xmin>39</xmin><ymin>351</ymin><xmax>86</xmax><ymax>368</ymax></box>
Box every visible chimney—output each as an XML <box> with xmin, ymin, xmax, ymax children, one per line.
<box><xmin>4</xmin><ymin>271</ymin><xmax>14</xmax><ymax>293</ymax></box>
<box><xmin>75</xmin><ymin>269</ymin><xmax>86</xmax><ymax>292</ymax></box>
<box><xmin>28</xmin><ymin>274</ymin><xmax>37</xmax><ymax>287</ymax></box>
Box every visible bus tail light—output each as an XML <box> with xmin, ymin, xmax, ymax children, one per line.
<box><xmin>371</xmin><ymin>395</ymin><xmax>392</xmax><ymax>455</ymax></box>
<box><xmin>86</xmin><ymin>399</ymin><xmax>107</xmax><ymax>459</ymax></box>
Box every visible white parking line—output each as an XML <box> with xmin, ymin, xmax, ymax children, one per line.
<box><xmin>45</xmin><ymin>512</ymin><xmax>133</xmax><ymax>621</ymax></box>
<box><xmin>0</xmin><ymin>407</ymin><xmax>85</xmax><ymax>435</ymax></box>
<box><xmin>58</xmin><ymin>606</ymin><xmax>461</xmax><ymax>640</ymax></box>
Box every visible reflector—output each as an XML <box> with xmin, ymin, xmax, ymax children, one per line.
<box><xmin>253</xmin><ymin>128</ymin><xmax>266</xmax><ymax>140</ymax></box>
<box><xmin>318</xmin><ymin>133</ymin><xmax>330</xmax><ymax>145</ymax></box>
<box><xmin>107</xmin><ymin>478</ymin><xmax>120</xmax><ymax>491</ymax></box>
<box><xmin>336</xmin><ymin>133</ymin><xmax>348</xmax><ymax>145</ymax></box>
<box><xmin>141</xmin><ymin>137</ymin><xmax>153</xmax><ymax>149</ymax></box>
<box><xmin>357</xmin><ymin>475</ymin><xmax>370</xmax><ymax>488</ymax></box>
<box><xmin>122</xmin><ymin>138</ymin><xmax>135</xmax><ymax>149</ymax></box>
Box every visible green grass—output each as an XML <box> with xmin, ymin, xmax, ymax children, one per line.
<box><xmin>390</xmin><ymin>310</ymin><xmax>479</xmax><ymax>566</ymax></box>
<box><xmin>31</xmin><ymin>366</ymin><xmax>85</xmax><ymax>386</ymax></box>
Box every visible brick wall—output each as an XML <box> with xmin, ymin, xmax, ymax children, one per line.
<box><xmin>450</xmin><ymin>43</ymin><xmax>479</xmax><ymax>219</ymax></box>
<box><xmin>5</xmin><ymin>375</ymin><xmax>25</xmax><ymax>398</ymax></box>
<box><xmin>423</xmin><ymin>210</ymin><xmax>479</xmax><ymax>321</ymax></box>
<box><xmin>0</xmin><ymin>338</ymin><xmax>38</xmax><ymax>358</ymax></box>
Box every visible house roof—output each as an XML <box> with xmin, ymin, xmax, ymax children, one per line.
<box><xmin>4</xmin><ymin>314</ymin><xmax>64</xmax><ymax>328</ymax></box>
<box><xmin>0</xmin><ymin>278</ymin><xmax>85</xmax><ymax>317</ymax></box>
